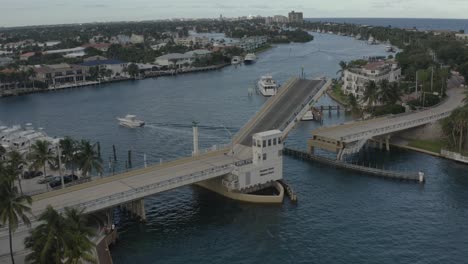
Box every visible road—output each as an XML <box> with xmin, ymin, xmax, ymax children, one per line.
<box><xmin>312</xmin><ymin>86</ymin><xmax>466</xmax><ymax>143</ymax></box>
<box><xmin>239</xmin><ymin>79</ymin><xmax>324</xmax><ymax>146</ymax></box>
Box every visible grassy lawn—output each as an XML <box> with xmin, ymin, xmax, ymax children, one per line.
<box><xmin>407</xmin><ymin>139</ymin><xmax>446</xmax><ymax>154</ymax></box>
<box><xmin>329</xmin><ymin>83</ymin><xmax>349</xmax><ymax>106</ymax></box>
<box><xmin>254</xmin><ymin>44</ymin><xmax>273</xmax><ymax>54</ymax></box>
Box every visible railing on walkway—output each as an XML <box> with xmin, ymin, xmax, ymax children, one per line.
<box><xmin>284</xmin><ymin>147</ymin><xmax>424</xmax><ymax>183</ymax></box>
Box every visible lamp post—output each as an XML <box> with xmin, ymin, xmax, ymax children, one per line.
<box><xmin>220</xmin><ymin>124</ymin><xmax>234</xmax><ymax>158</ymax></box>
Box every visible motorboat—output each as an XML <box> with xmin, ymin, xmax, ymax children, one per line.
<box><xmin>302</xmin><ymin>110</ymin><xmax>314</xmax><ymax>121</ymax></box>
<box><xmin>385</xmin><ymin>46</ymin><xmax>396</xmax><ymax>52</ymax></box>
<box><xmin>244</xmin><ymin>53</ymin><xmax>257</xmax><ymax>65</ymax></box>
<box><xmin>231</xmin><ymin>56</ymin><xmax>242</xmax><ymax>65</ymax></box>
<box><xmin>257</xmin><ymin>75</ymin><xmax>278</xmax><ymax>97</ymax></box>
<box><xmin>117</xmin><ymin>115</ymin><xmax>145</xmax><ymax>128</ymax></box>
<box><xmin>368</xmin><ymin>35</ymin><xmax>376</xmax><ymax>45</ymax></box>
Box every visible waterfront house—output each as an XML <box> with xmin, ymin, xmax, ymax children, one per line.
<box><xmin>342</xmin><ymin>60</ymin><xmax>401</xmax><ymax>104</ymax></box>
<box><xmin>80</xmin><ymin>59</ymin><xmax>129</xmax><ymax>78</ymax></box>
<box><xmin>130</xmin><ymin>34</ymin><xmax>145</xmax><ymax>44</ymax></box>
<box><xmin>20</xmin><ymin>52</ymin><xmax>37</xmax><ymax>61</ymax></box>
<box><xmin>175</xmin><ymin>36</ymin><xmax>210</xmax><ymax>47</ymax></box>
<box><xmin>233</xmin><ymin>36</ymin><xmax>268</xmax><ymax>52</ymax></box>
<box><xmin>0</xmin><ymin>57</ymin><xmax>13</xmax><ymax>67</ymax></box>
<box><xmin>155</xmin><ymin>49</ymin><xmax>212</xmax><ymax>69</ymax></box>
<box><xmin>34</xmin><ymin>63</ymin><xmax>86</xmax><ymax>87</ymax></box>
<box><xmin>110</xmin><ymin>35</ymin><xmax>131</xmax><ymax>45</ymax></box>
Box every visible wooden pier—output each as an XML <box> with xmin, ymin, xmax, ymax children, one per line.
<box><xmin>283</xmin><ymin>148</ymin><xmax>425</xmax><ymax>183</ymax></box>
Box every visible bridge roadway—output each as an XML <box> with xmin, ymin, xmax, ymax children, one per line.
<box><xmin>309</xmin><ymin>86</ymin><xmax>466</xmax><ymax>158</ymax></box>
<box><xmin>0</xmin><ymin>77</ymin><xmax>330</xmax><ymax>260</ymax></box>
<box><xmin>235</xmin><ymin>78</ymin><xmax>329</xmax><ymax>146</ymax></box>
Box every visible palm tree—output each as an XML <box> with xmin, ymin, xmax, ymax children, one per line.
<box><xmin>29</xmin><ymin>140</ymin><xmax>55</xmax><ymax>189</ymax></box>
<box><xmin>25</xmin><ymin>206</ymin><xmax>96</xmax><ymax>264</ymax></box>
<box><xmin>362</xmin><ymin>80</ymin><xmax>379</xmax><ymax>111</ymax></box>
<box><xmin>62</xmin><ymin>208</ymin><xmax>96</xmax><ymax>264</ymax></box>
<box><xmin>60</xmin><ymin>137</ymin><xmax>78</xmax><ymax>177</ymax></box>
<box><xmin>336</xmin><ymin>61</ymin><xmax>348</xmax><ymax>76</ymax></box>
<box><xmin>0</xmin><ymin>162</ymin><xmax>32</xmax><ymax>264</ymax></box>
<box><xmin>8</xmin><ymin>151</ymin><xmax>26</xmax><ymax>195</ymax></box>
<box><xmin>378</xmin><ymin>80</ymin><xmax>401</xmax><ymax>105</ymax></box>
<box><xmin>25</xmin><ymin>206</ymin><xmax>64</xmax><ymax>264</ymax></box>
<box><xmin>78</xmin><ymin>140</ymin><xmax>103</xmax><ymax>177</ymax></box>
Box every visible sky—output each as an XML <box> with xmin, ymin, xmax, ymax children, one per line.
<box><xmin>0</xmin><ymin>0</ymin><xmax>467</xmax><ymax>27</ymax></box>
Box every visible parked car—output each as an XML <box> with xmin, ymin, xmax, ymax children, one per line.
<box><xmin>37</xmin><ymin>175</ymin><xmax>55</xmax><ymax>184</ymax></box>
<box><xmin>49</xmin><ymin>174</ymin><xmax>79</xmax><ymax>188</ymax></box>
<box><xmin>23</xmin><ymin>170</ymin><xmax>43</xmax><ymax>179</ymax></box>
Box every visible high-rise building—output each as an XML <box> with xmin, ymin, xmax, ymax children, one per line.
<box><xmin>288</xmin><ymin>11</ymin><xmax>303</xmax><ymax>23</ymax></box>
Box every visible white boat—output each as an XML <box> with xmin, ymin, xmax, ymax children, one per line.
<box><xmin>355</xmin><ymin>34</ymin><xmax>362</xmax><ymax>40</ymax></box>
<box><xmin>257</xmin><ymin>75</ymin><xmax>278</xmax><ymax>97</ymax></box>
<box><xmin>117</xmin><ymin>115</ymin><xmax>145</xmax><ymax>128</ymax></box>
<box><xmin>244</xmin><ymin>53</ymin><xmax>257</xmax><ymax>65</ymax></box>
<box><xmin>368</xmin><ymin>35</ymin><xmax>376</xmax><ymax>45</ymax></box>
<box><xmin>301</xmin><ymin>110</ymin><xmax>315</xmax><ymax>121</ymax></box>
<box><xmin>385</xmin><ymin>46</ymin><xmax>396</xmax><ymax>52</ymax></box>
<box><xmin>231</xmin><ymin>56</ymin><xmax>242</xmax><ymax>65</ymax></box>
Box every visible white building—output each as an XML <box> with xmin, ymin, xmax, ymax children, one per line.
<box><xmin>174</xmin><ymin>36</ymin><xmax>210</xmax><ymax>47</ymax></box>
<box><xmin>130</xmin><ymin>34</ymin><xmax>145</xmax><ymax>44</ymax></box>
<box><xmin>110</xmin><ymin>35</ymin><xmax>131</xmax><ymax>45</ymax></box>
<box><xmin>155</xmin><ymin>49</ymin><xmax>212</xmax><ymax>68</ymax></box>
<box><xmin>222</xmin><ymin>130</ymin><xmax>283</xmax><ymax>191</ymax></box>
<box><xmin>342</xmin><ymin>60</ymin><xmax>402</xmax><ymax>103</ymax></box>
<box><xmin>81</xmin><ymin>59</ymin><xmax>129</xmax><ymax>78</ymax></box>
<box><xmin>455</xmin><ymin>33</ymin><xmax>468</xmax><ymax>41</ymax></box>
<box><xmin>234</xmin><ymin>36</ymin><xmax>268</xmax><ymax>52</ymax></box>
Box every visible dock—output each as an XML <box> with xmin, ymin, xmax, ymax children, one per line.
<box><xmin>283</xmin><ymin>148</ymin><xmax>425</xmax><ymax>183</ymax></box>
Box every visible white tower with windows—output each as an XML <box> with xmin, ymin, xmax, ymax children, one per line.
<box><xmin>223</xmin><ymin>130</ymin><xmax>284</xmax><ymax>191</ymax></box>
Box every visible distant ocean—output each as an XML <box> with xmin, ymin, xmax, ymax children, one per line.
<box><xmin>306</xmin><ymin>18</ymin><xmax>468</xmax><ymax>32</ymax></box>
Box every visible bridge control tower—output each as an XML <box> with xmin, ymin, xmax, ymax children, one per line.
<box><xmin>222</xmin><ymin>130</ymin><xmax>284</xmax><ymax>192</ymax></box>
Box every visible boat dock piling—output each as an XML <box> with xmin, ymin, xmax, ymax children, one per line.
<box><xmin>283</xmin><ymin>148</ymin><xmax>425</xmax><ymax>183</ymax></box>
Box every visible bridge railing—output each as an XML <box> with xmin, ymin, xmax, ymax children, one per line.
<box><xmin>340</xmin><ymin>109</ymin><xmax>453</xmax><ymax>142</ymax></box>
<box><xmin>281</xmin><ymin>79</ymin><xmax>330</xmax><ymax>136</ymax></box>
<box><xmin>0</xmin><ymin>159</ymin><xmax>251</xmax><ymax>233</ymax></box>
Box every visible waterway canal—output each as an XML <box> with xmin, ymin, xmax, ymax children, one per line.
<box><xmin>0</xmin><ymin>33</ymin><xmax>467</xmax><ymax>263</ymax></box>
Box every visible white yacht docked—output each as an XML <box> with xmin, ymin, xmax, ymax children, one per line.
<box><xmin>301</xmin><ymin>110</ymin><xmax>314</xmax><ymax>121</ymax></box>
<box><xmin>117</xmin><ymin>115</ymin><xmax>145</xmax><ymax>128</ymax></box>
<box><xmin>244</xmin><ymin>53</ymin><xmax>257</xmax><ymax>65</ymax></box>
<box><xmin>257</xmin><ymin>75</ymin><xmax>278</xmax><ymax>97</ymax></box>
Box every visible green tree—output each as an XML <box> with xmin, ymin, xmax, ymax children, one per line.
<box><xmin>378</xmin><ymin>80</ymin><xmax>401</xmax><ymax>105</ymax></box>
<box><xmin>25</xmin><ymin>206</ymin><xmax>96</xmax><ymax>264</ymax></box>
<box><xmin>362</xmin><ymin>80</ymin><xmax>379</xmax><ymax>111</ymax></box>
<box><xmin>442</xmin><ymin>106</ymin><xmax>468</xmax><ymax>153</ymax></box>
<box><xmin>29</xmin><ymin>140</ymin><xmax>55</xmax><ymax>189</ymax></box>
<box><xmin>62</xmin><ymin>208</ymin><xmax>96</xmax><ymax>263</ymax></box>
<box><xmin>77</xmin><ymin>140</ymin><xmax>103</xmax><ymax>177</ymax></box>
<box><xmin>127</xmin><ymin>63</ymin><xmax>139</xmax><ymax>78</ymax></box>
<box><xmin>0</xmin><ymin>162</ymin><xmax>32</xmax><ymax>264</ymax></box>
<box><xmin>25</xmin><ymin>206</ymin><xmax>64</xmax><ymax>264</ymax></box>
<box><xmin>7</xmin><ymin>151</ymin><xmax>26</xmax><ymax>195</ymax></box>
<box><xmin>59</xmin><ymin>137</ymin><xmax>78</xmax><ymax>177</ymax></box>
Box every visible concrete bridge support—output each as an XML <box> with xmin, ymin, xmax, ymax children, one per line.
<box><xmin>121</xmin><ymin>199</ymin><xmax>146</xmax><ymax>222</ymax></box>
<box><xmin>385</xmin><ymin>135</ymin><xmax>391</xmax><ymax>152</ymax></box>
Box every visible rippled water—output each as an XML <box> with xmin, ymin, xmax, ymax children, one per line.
<box><xmin>1</xmin><ymin>33</ymin><xmax>467</xmax><ymax>263</ymax></box>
